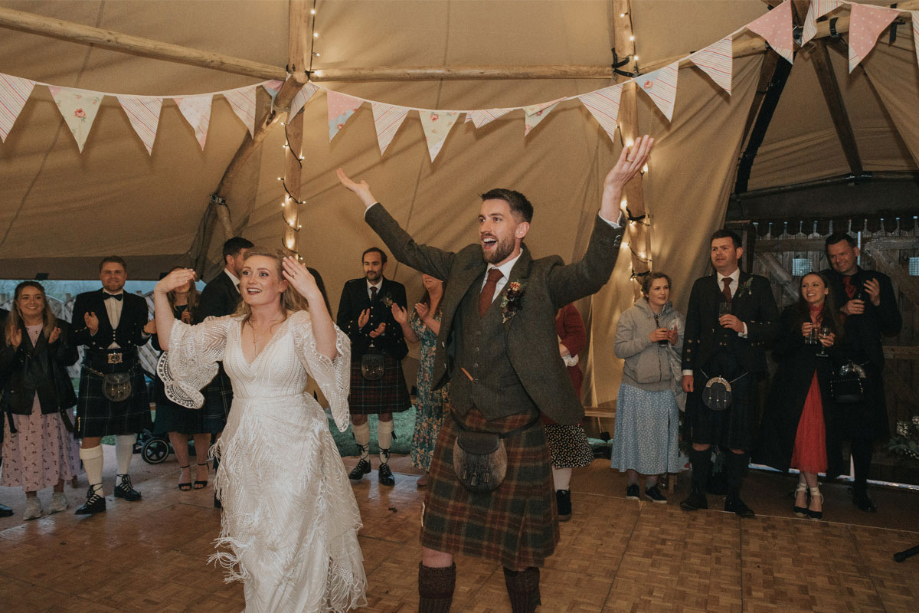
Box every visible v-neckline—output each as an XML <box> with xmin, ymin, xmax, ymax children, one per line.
<box><xmin>240</xmin><ymin>316</ymin><xmax>290</xmax><ymax>367</ymax></box>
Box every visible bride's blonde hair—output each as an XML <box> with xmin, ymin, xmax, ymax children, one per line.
<box><xmin>233</xmin><ymin>248</ymin><xmax>309</xmax><ymax>321</ymax></box>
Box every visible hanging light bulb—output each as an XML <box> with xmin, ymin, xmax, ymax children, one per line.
<box><xmin>313</xmin><ymin>32</ymin><xmax>319</xmax><ymax>38</ymax></box>
<box><xmin>629</xmin><ymin>35</ymin><xmax>635</xmax><ymax>42</ymax></box>
<box><xmin>310</xmin><ymin>8</ymin><xmax>316</xmax><ymax>15</ymax></box>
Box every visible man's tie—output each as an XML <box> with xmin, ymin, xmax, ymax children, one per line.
<box><xmin>721</xmin><ymin>278</ymin><xmax>733</xmax><ymax>304</ymax></box>
<box><xmin>370</xmin><ymin>286</ymin><xmax>378</xmax><ymax>302</ymax></box>
<box><xmin>104</xmin><ymin>293</ymin><xmax>123</xmax><ymax>301</ymax></box>
<box><xmin>479</xmin><ymin>268</ymin><xmax>503</xmax><ymax>317</ymax></box>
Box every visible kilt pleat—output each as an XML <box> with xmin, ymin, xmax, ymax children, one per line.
<box><xmin>421</xmin><ymin>406</ymin><xmax>559</xmax><ymax>569</ymax></box>
<box><xmin>77</xmin><ymin>366</ymin><xmax>151</xmax><ymax>438</ymax></box>
<box><xmin>348</xmin><ymin>355</ymin><xmax>411</xmax><ymax>415</ymax></box>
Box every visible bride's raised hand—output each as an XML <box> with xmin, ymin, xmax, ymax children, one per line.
<box><xmin>282</xmin><ymin>257</ymin><xmax>320</xmax><ymax>300</ymax></box>
<box><xmin>155</xmin><ymin>268</ymin><xmax>196</xmax><ymax>295</ymax></box>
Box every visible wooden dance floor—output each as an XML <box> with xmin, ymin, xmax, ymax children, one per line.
<box><xmin>2</xmin><ymin>450</ymin><xmax>919</xmax><ymax>612</ymax></box>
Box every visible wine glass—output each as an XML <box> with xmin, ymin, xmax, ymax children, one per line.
<box><xmin>806</xmin><ymin>325</ymin><xmax>818</xmax><ymax>345</ymax></box>
<box><xmin>816</xmin><ymin>324</ymin><xmax>831</xmax><ymax>357</ymax></box>
<box><xmin>718</xmin><ymin>302</ymin><xmax>731</xmax><ymax>318</ymax></box>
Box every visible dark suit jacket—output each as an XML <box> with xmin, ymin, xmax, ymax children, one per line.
<box><xmin>0</xmin><ymin>320</ymin><xmax>79</xmax><ymax>414</ymax></box>
<box><xmin>336</xmin><ymin>276</ymin><xmax>409</xmax><ymax>359</ymax></box>
<box><xmin>681</xmin><ymin>273</ymin><xmax>779</xmax><ymax>375</ymax></box>
<box><xmin>198</xmin><ymin>271</ymin><xmax>240</xmax><ymax>320</ymax></box>
<box><xmin>366</xmin><ymin>203</ymin><xmax>623</xmax><ymax>425</ymax></box>
<box><xmin>71</xmin><ymin>290</ymin><xmax>150</xmax><ymax>353</ymax></box>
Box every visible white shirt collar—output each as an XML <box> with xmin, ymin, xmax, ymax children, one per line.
<box><xmin>103</xmin><ymin>289</ymin><xmax>124</xmax><ymax>296</ymax></box>
<box><xmin>717</xmin><ymin>268</ymin><xmax>740</xmax><ymax>286</ymax></box>
<box><xmin>366</xmin><ymin>279</ymin><xmax>384</xmax><ymax>291</ymax></box>
<box><xmin>224</xmin><ymin>268</ymin><xmax>240</xmax><ymax>287</ymax></box>
<box><xmin>487</xmin><ymin>250</ymin><xmax>523</xmax><ymax>280</ymax></box>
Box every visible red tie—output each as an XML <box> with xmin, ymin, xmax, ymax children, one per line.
<box><xmin>722</xmin><ymin>278</ymin><xmax>733</xmax><ymax>303</ymax></box>
<box><xmin>842</xmin><ymin>276</ymin><xmax>856</xmax><ymax>299</ymax></box>
<box><xmin>479</xmin><ymin>269</ymin><xmax>503</xmax><ymax>317</ymax></box>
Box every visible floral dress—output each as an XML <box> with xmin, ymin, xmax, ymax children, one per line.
<box><xmin>409</xmin><ymin>310</ymin><xmax>448</xmax><ymax>471</ymax></box>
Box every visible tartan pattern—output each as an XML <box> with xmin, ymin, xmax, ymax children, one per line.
<box><xmin>200</xmin><ymin>366</ymin><xmax>233</xmax><ymax>432</ymax></box>
<box><xmin>77</xmin><ymin>366</ymin><xmax>151</xmax><ymax>438</ymax></box>
<box><xmin>348</xmin><ymin>355</ymin><xmax>411</xmax><ymax>415</ymax></box>
<box><xmin>421</xmin><ymin>406</ymin><xmax>559</xmax><ymax>569</ymax></box>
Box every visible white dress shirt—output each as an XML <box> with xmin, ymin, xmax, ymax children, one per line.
<box><xmin>366</xmin><ymin>279</ymin><xmax>383</xmax><ymax>300</ymax></box>
<box><xmin>103</xmin><ymin>291</ymin><xmax>124</xmax><ymax>349</ymax></box>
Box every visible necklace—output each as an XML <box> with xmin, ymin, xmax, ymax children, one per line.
<box><xmin>247</xmin><ymin>314</ymin><xmax>285</xmax><ymax>351</ymax></box>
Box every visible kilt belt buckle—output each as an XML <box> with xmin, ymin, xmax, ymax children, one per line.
<box><xmin>451</xmin><ymin>412</ymin><xmax>540</xmax><ymax>494</ymax></box>
<box><xmin>107</xmin><ymin>352</ymin><xmax>123</xmax><ymax>365</ymax></box>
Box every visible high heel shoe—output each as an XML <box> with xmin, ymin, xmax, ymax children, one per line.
<box><xmin>807</xmin><ymin>487</ymin><xmax>824</xmax><ymax>521</ymax></box>
<box><xmin>178</xmin><ymin>465</ymin><xmax>192</xmax><ymax>491</ymax></box>
<box><xmin>793</xmin><ymin>482</ymin><xmax>808</xmax><ymax>517</ymax></box>
<box><xmin>194</xmin><ymin>461</ymin><xmax>209</xmax><ymax>490</ymax></box>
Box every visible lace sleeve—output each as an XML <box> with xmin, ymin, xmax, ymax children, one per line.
<box><xmin>156</xmin><ymin>316</ymin><xmax>232</xmax><ymax>409</ymax></box>
<box><xmin>290</xmin><ymin>310</ymin><xmax>352</xmax><ymax>432</ymax></box>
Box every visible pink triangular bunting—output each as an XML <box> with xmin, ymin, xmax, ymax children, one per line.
<box><xmin>262</xmin><ymin>80</ymin><xmax>283</xmax><ymax>99</ymax></box>
<box><xmin>690</xmin><ymin>36</ymin><xmax>733</xmax><ymax>95</ymax></box>
<box><xmin>469</xmin><ymin>108</ymin><xmax>513</xmax><ymax>129</ymax></box>
<box><xmin>117</xmin><ymin>95</ymin><xmax>162</xmax><ymax>155</ymax></box>
<box><xmin>48</xmin><ymin>86</ymin><xmax>103</xmax><ymax>152</ymax></box>
<box><xmin>289</xmin><ymin>83</ymin><xmax>319</xmax><ymax>119</ymax></box>
<box><xmin>578</xmin><ymin>85</ymin><xmax>623</xmax><ymax>142</ymax></box>
<box><xmin>848</xmin><ymin>4</ymin><xmax>901</xmax><ymax>72</ymax></box>
<box><xmin>0</xmin><ymin>74</ymin><xmax>35</xmax><ymax>142</ymax></box>
<box><xmin>746</xmin><ymin>0</ymin><xmax>795</xmax><ymax>64</ymax></box>
<box><xmin>175</xmin><ymin>94</ymin><xmax>213</xmax><ymax>150</ymax></box>
<box><xmin>419</xmin><ymin>111</ymin><xmax>460</xmax><ymax>162</ymax></box>
<box><xmin>636</xmin><ymin>62</ymin><xmax>679</xmax><ymax>122</ymax></box>
<box><xmin>802</xmin><ymin>0</ymin><xmax>843</xmax><ymax>45</ymax></box>
<box><xmin>371</xmin><ymin>102</ymin><xmax>409</xmax><ymax>155</ymax></box>
<box><xmin>523</xmin><ymin>98</ymin><xmax>564</xmax><ymax>137</ymax></box>
<box><xmin>224</xmin><ymin>86</ymin><xmax>256</xmax><ymax>136</ymax></box>
<box><xmin>327</xmin><ymin>90</ymin><xmax>363</xmax><ymax>141</ymax></box>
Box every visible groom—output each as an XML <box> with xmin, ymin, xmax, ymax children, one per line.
<box><xmin>338</xmin><ymin>135</ymin><xmax>652</xmax><ymax>613</ymax></box>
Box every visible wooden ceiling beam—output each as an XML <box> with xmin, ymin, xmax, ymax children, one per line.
<box><xmin>810</xmin><ymin>39</ymin><xmax>862</xmax><ymax>175</ymax></box>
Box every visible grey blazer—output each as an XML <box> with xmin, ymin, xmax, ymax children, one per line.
<box><xmin>365</xmin><ymin>203</ymin><xmax>623</xmax><ymax>425</ymax></box>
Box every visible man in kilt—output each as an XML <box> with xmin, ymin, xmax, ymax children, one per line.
<box><xmin>336</xmin><ymin>247</ymin><xmax>411</xmax><ymax>486</ymax></box>
<box><xmin>197</xmin><ymin>236</ymin><xmax>253</xmax><ymax>508</ymax></box>
<box><xmin>71</xmin><ymin>256</ymin><xmax>152</xmax><ymax>515</ymax></box>
<box><xmin>337</xmin><ymin>134</ymin><xmax>652</xmax><ymax>613</ymax></box>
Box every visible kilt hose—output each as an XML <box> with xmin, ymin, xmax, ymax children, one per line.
<box><xmin>77</xmin><ymin>364</ymin><xmax>151</xmax><ymax>438</ymax></box>
<box><xmin>421</xmin><ymin>405</ymin><xmax>559</xmax><ymax>570</ymax></box>
<box><xmin>348</xmin><ymin>354</ymin><xmax>411</xmax><ymax>415</ymax></box>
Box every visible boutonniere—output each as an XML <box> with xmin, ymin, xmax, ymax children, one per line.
<box><xmin>500</xmin><ymin>281</ymin><xmax>526</xmax><ymax>323</ymax></box>
<box><xmin>381</xmin><ymin>294</ymin><xmax>393</xmax><ymax>308</ymax></box>
<box><xmin>735</xmin><ymin>278</ymin><xmax>753</xmax><ymax>300</ymax></box>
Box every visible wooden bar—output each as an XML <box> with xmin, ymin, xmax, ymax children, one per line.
<box><xmin>811</xmin><ymin>40</ymin><xmax>862</xmax><ymax>175</ymax></box>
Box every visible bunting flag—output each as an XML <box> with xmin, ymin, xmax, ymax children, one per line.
<box><xmin>48</xmin><ymin>87</ymin><xmax>103</xmax><ymax>152</ymax></box>
<box><xmin>746</xmin><ymin>0</ymin><xmax>795</xmax><ymax>64</ymax></box>
<box><xmin>523</xmin><ymin>98</ymin><xmax>564</xmax><ymax>137</ymax></box>
<box><xmin>263</xmin><ymin>80</ymin><xmax>283</xmax><ymax>99</ymax></box>
<box><xmin>801</xmin><ymin>0</ymin><xmax>843</xmax><ymax>45</ymax></box>
<box><xmin>327</xmin><ymin>90</ymin><xmax>363</xmax><ymax>141</ymax></box>
<box><xmin>912</xmin><ymin>12</ymin><xmax>919</xmax><ymax>69</ymax></box>
<box><xmin>848</xmin><ymin>3</ymin><xmax>901</xmax><ymax>72</ymax></box>
<box><xmin>0</xmin><ymin>74</ymin><xmax>34</xmax><ymax>142</ymax></box>
<box><xmin>689</xmin><ymin>36</ymin><xmax>733</xmax><ymax>95</ymax></box>
<box><xmin>224</xmin><ymin>86</ymin><xmax>256</xmax><ymax>136</ymax></box>
<box><xmin>117</xmin><ymin>95</ymin><xmax>162</xmax><ymax>155</ymax></box>
<box><xmin>470</xmin><ymin>108</ymin><xmax>513</xmax><ymax>129</ymax></box>
<box><xmin>420</xmin><ymin>111</ymin><xmax>460</xmax><ymax>161</ymax></box>
<box><xmin>175</xmin><ymin>94</ymin><xmax>213</xmax><ymax>150</ymax></box>
<box><xmin>289</xmin><ymin>83</ymin><xmax>319</xmax><ymax>118</ymax></box>
<box><xmin>636</xmin><ymin>61</ymin><xmax>679</xmax><ymax>121</ymax></box>
<box><xmin>371</xmin><ymin>101</ymin><xmax>409</xmax><ymax>155</ymax></box>
<box><xmin>578</xmin><ymin>84</ymin><xmax>622</xmax><ymax>142</ymax></box>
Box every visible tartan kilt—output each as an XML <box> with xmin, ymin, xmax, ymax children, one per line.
<box><xmin>421</xmin><ymin>405</ymin><xmax>559</xmax><ymax>569</ymax></box>
<box><xmin>77</xmin><ymin>365</ymin><xmax>151</xmax><ymax>438</ymax></box>
<box><xmin>348</xmin><ymin>355</ymin><xmax>411</xmax><ymax>415</ymax></box>
<box><xmin>199</xmin><ymin>365</ymin><xmax>233</xmax><ymax>433</ymax></box>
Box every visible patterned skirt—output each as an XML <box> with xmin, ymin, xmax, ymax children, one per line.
<box><xmin>154</xmin><ymin>366</ymin><xmax>232</xmax><ymax>435</ymax></box>
<box><xmin>348</xmin><ymin>356</ymin><xmax>411</xmax><ymax>415</ymax></box>
<box><xmin>1</xmin><ymin>410</ymin><xmax>80</xmax><ymax>491</ymax></box>
<box><xmin>421</xmin><ymin>405</ymin><xmax>559</xmax><ymax>569</ymax></box>
<box><xmin>611</xmin><ymin>383</ymin><xmax>681</xmax><ymax>475</ymax></box>
<box><xmin>77</xmin><ymin>365</ymin><xmax>151</xmax><ymax>438</ymax></box>
<box><xmin>544</xmin><ymin>424</ymin><xmax>594</xmax><ymax>469</ymax></box>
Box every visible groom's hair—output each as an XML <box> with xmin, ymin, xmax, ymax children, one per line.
<box><xmin>481</xmin><ymin>188</ymin><xmax>533</xmax><ymax>224</ymax></box>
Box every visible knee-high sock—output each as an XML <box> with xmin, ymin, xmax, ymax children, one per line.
<box><xmin>552</xmin><ymin>467</ymin><xmax>572</xmax><ymax>492</ymax></box>
<box><xmin>352</xmin><ymin>421</ymin><xmax>371</xmax><ymax>460</ymax></box>
<box><xmin>79</xmin><ymin>446</ymin><xmax>104</xmax><ymax>494</ymax></box>
<box><xmin>418</xmin><ymin>563</ymin><xmax>455</xmax><ymax>613</ymax></box>
<box><xmin>378</xmin><ymin>419</ymin><xmax>394</xmax><ymax>464</ymax></box>
<box><xmin>851</xmin><ymin>437</ymin><xmax>873</xmax><ymax>493</ymax></box>
<box><xmin>504</xmin><ymin>567</ymin><xmax>541</xmax><ymax>613</ymax></box>
<box><xmin>725</xmin><ymin>452</ymin><xmax>749</xmax><ymax>496</ymax></box>
<box><xmin>689</xmin><ymin>448</ymin><xmax>712</xmax><ymax>492</ymax></box>
<box><xmin>115</xmin><ymin>434</ymin><xmax>136</xmax><ymax>483</ymax></box>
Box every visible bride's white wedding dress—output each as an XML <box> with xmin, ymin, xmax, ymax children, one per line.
<box><xmin>158</xmin><ymin>310</ymin><xmax>367</xmax><ymax>612</ymax></box>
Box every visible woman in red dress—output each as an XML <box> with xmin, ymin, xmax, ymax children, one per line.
<box><xmin>756</xmin><ymin>272</ymin><xmax>848</xmax><ymax>520</ymax></box>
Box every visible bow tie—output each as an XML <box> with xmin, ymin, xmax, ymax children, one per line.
<box><xmin>104</xmin><ymin>293</ymin><xmax>123</xmax><ymax>301</ymax></box>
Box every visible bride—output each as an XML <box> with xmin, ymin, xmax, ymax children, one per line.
<box><xmin>153</xmin><ymin>250</ymin><xmax>367</xmax><ymax>612</ymax></box>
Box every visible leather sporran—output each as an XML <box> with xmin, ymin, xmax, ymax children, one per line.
<box><xmin>702</xmin><ymin>376</ymin><xmax>732</xmax><ymax>411</ymax></box>
<box><xmin>830</xmin><ymin>362</ymin><xmax>867</xmax><ymax>404</ymax></box>
<box><xmin>360</xmin><ymin>345</ymin><xmax>384</xmax><ymax>381</ymax></box>
<box><xmin>102</xmin><ymin>373</ymin><xmax>132</xmax><ymax>402</ymax></box>
<box><xmin>452</xmin><ymin>431</ymin><xmax>508</xmax><ymax>494</ymax></box>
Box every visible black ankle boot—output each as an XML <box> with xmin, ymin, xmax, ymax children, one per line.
<box><xmin>418</xmin><ymin>563</ymin><xmax>456</xmax><ymax>613</ymax></box>
<box><xmin>504</xmin><ymin>567</ymin><xmax>541</xmax><ymax>613</ymax></box>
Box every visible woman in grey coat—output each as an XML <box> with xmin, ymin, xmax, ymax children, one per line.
<box><xmin>611</xmin><ymin>272</ymin><xmax>685</xmax><ymax>503</ymax></box>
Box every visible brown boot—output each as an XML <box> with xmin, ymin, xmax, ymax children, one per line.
<box><xmin>418</xmin><ymin>562</ymin><xmax>456</xmax><ymax>613</ymax></box>
<box><xmin>504</xmin><ymin>567</ymin><xmax>541</xmax><ymax>613</ymax></box>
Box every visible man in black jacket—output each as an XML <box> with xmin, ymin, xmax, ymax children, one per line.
<box><xmin>71</xmin><ymin>256</ymin><xmax>151</xmax><ymax>515</ymax></box>
<box><xmin>336</xmin><ymin>247</ymin><xmax>411</xmax><ymax>486</ymax></box>
<box><xmin>680</xmin><ymin>229</ymin><xmax>779</xmax><ymax>518</ymax></box>
<box><xmin>822</xmin><ymin>232</ymin><xmax>902</xmax><ymax>512</ymax></box>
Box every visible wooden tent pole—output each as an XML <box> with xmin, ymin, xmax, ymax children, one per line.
<box><xmin>282</xmin><ymin>0</ymin><xmax>309</xmax><ymax>257</ymax></box>
<box><xmin>0</xmin><ymin>6</ymin><xmax>286</xmax><ymax>81</ymax></box>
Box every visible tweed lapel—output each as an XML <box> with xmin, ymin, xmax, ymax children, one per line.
<box><xmin>440</xmin><ymin>252</ymin><xmax>487</xmax><ymax>334</ymax></box>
